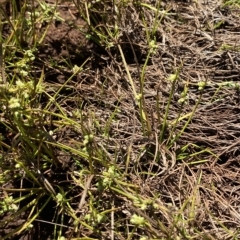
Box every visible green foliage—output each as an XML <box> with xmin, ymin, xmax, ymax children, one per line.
<box><xmin>0</xmin><ymin>0</ymin><xmax>238</xmax><ymax>239</ymax></box>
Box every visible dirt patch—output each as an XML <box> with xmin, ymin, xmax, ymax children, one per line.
<box><xmin>37</xmin><ymin>2</ymin><xmax>91</xmax><ymax>83</ymax></box>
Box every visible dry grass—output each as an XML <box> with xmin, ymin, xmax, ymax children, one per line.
<box><xmin>0</xmin><ymin>0</ymin><xmax>240</xmax><ymax>239</ymax></box>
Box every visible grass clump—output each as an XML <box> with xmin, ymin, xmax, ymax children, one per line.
<box><xmin>0</xmin><ymin>0</ymin><xmax>240</xmax><ymax>239</ymax></box>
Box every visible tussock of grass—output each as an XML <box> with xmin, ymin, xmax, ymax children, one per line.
<box><xmin>0</xmin><ymin>0</ymin><xmax>240</xmax><ymax>239</ymax></box>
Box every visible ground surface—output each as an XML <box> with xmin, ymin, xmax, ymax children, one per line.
<box><xmin>0</xmin><ymin>0</ymin><xmax>240</xmax><ymax>239</ymax></box>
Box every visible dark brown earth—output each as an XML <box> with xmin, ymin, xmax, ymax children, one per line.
<box><xmin>1</xmin><ymin>0</ymin><xmax>240</xmax><ymax>239</ymax></box>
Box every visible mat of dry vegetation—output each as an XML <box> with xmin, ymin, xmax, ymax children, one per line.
<box><xmin>1</xmin><ymin>0</ymin><xmax>240</xmax><ymax>239</ymax></box>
